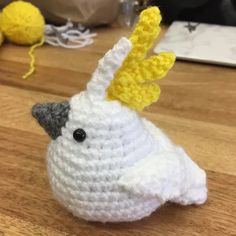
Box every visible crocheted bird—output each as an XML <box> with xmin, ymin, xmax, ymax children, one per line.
<box><xmin>32</xmin><ymin>7</ymin><xmax>207</xmax><ymax>222</ymax></box>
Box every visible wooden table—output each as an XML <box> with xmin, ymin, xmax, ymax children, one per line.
<box><xmin>0</xmin><ymin>26</ymin><xmax>235</xmax><ymax>236</ymax></box>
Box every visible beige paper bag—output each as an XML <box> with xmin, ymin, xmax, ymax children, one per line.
<box><xmin>0</xmin><ymin>0</ymin><xmax>120</xmax><ymax>26</ymax></box>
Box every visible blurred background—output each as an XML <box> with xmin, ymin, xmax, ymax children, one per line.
<box><xmin>1</xmin><ymin>0</ymin><xmax>236</xmax><ymax>27</ymax></box>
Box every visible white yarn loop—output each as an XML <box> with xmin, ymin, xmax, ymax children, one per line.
<box><xmin>44</xmin><ymin>21</ymin><xmax>97</xmax><ymax>49</ymax></box>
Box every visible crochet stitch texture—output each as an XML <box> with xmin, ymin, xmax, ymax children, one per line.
<box><xmin>107</xmin><ymin>7</ymin><xmax>175</xmax><ymax>111</ymax></box>
<box><xmin>32</xmin><ymin>7</ymin><xmax>207</xmax><ymax>223</ymax></box>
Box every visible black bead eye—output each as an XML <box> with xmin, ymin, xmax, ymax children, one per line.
<box><xmin>73</xmin><ymin>128</ymin><xmax>86</xmax><ymax>142</ymax></box>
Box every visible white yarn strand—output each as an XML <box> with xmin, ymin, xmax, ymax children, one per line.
<box><xmin>44</xmin><ymin>21</ymin><xmax>97</xmax><ymax>49</ymax></box>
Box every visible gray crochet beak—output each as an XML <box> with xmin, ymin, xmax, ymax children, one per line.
<box><xmin>32</xmin><ymin>101</ymin><xmax>70</xmax><ymax>140</ymax></box>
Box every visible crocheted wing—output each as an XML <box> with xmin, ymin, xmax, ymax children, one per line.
<box><xmin>118</xmin><ymin>120</ymin><xmax>186</xmax><ymax>202</ymax></box>
<box><xmin>118</xmin><ymin>119</ymin><xmax>207</xmax><ymax>203</ymax></box>
<box><xmin>106</xmin><ymin>7</ymin><xmax>176</xmax><ymax>111</ymax></box>
<box><xmin>118</xmin><ymin>149</ymin><xmax>185</xmax><ymax>202</ymax></box>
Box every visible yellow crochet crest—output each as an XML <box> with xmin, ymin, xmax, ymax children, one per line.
<box><xmin>106</xmin><ymin>7</ymin><xmax>176</xmax><ymax>111</ymax></box>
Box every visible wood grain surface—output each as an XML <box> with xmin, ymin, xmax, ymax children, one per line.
<box><xmin>0</xmin><ymin>26</ymin><xmax>235</xmax><ymax>236</ymax></box>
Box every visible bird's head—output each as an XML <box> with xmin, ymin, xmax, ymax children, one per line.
<box><xmin>32</xmin><ymin>7</ymin><xmax>175</xmax><ymax>144</ymax></box>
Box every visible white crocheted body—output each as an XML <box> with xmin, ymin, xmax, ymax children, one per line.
<box><xmin>45</xmin><ymin>37</ymin><xmax>207</xmax><ymax>223</ymax></box>
<box><xmin>47</xmin><ymin>93</ymin><xmax>161</xmax><ymax>222</ymax></box>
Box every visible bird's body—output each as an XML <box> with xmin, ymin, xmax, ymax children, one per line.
<box><xmin>46</xmin><ymin>92</ymin><xmax>206</xmax><ymax>222</ymax></box>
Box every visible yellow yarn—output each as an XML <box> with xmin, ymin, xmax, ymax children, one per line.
<box><xmin>107</xmin><ymin>7</ymin><xmax>176</xmax><ymax>111</ymax></box>
<box><xmin>0</xmin><ymin>31</ymin><xmax>4</xmax><ymax>45</ymax></box>
<box><xmin>22</xmin><ymin>37</ymin><xmax>45</xmax><ymax>79</ymax></box>
<box><xmin>0</xmin><ymin>1</ymin><xmax>45</xmax><ymax>45</ymax></box>
<box><xmin>0</xmin><ymin>1</ymin><xmax>45</xmax><ymax>79</ymax></box>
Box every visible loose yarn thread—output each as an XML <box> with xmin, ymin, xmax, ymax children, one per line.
<box><xmin>22</xmin><ymin>37</ymin><xmax>45</xmax><ymax>79</ymax></box>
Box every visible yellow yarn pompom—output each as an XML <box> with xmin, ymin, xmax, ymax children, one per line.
<box><xmin>0</xmin><ymin>1</ymin><xmax>45</xmax><ymax>45</ymax></box>
<box><xmin>107</xmin><ymin>7</ymin><xmax>176</xmax><ymax>111</ymax></box>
